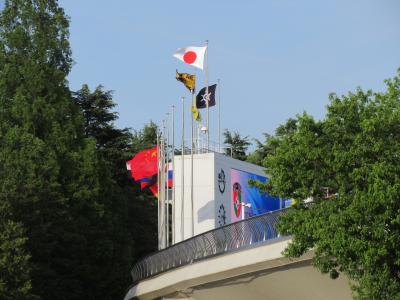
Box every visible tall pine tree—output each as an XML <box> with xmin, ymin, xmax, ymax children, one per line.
<box><xmin>74</xmin><ymin>85</ymin><xmax>158</xmax><ymax>298</ymax></box>
<box><xmin>0</xmin><ymin>1</ymin><xmax>104</xmax><ymax>299</ymax></box>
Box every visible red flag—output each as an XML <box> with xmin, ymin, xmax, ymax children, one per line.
<box><xmin>148</xmin><ymin>184</ymin><xmax>158</xmax><ymax>197</ymax></box>
<box><xmin>126</xmin><ymin>146</ymin><xmax>158</xmax><ymax>181</ymax></box>
<box><xmin>126</xmin><ymin>147</ymin><xmax>159</xmax><ymax>198</ymax></box>
<box><xmin>126</xmin><ymin>147</ymin><xmax>173</xmax><ymax>199</ymax></box>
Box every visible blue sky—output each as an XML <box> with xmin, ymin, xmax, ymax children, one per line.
<box><xmin>1</xmin><ymin>0</ymin><xmax>400</xmax><ymax>145</ymax></box>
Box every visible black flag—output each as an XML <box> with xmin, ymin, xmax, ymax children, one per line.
<box><xmin>196</xmin><ymin>84</ymin><xmax>217</xmax><ymax>109</ymax></box>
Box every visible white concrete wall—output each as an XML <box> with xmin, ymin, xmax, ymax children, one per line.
<box><xmin>173</xmin><ymin>153</ymin><xmax>270</xmax><ymax>243</ymax></box>
<box><xmin>173</xmin><ymin>153</ymin><xmax>215</xmax><ymax>243</ymax></box>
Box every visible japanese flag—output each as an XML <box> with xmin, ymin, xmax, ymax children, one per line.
<box><xmin>173</xmin><ymin>46</ymin><xmax>207</xmax><ymax>70</ymax></box>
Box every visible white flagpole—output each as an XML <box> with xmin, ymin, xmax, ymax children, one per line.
<box><xmin>193</xmin><ymin>69</ymin><xmax>198</xmax><ymax>154</ymax></box>
<box><xmin>180</xmin><ymin>97</ymin><xmax>185</xmax><ymax>241</ymax></box>
<box><xmin>166</xmin><ymin>113</ymin><xmax>170</xmax><ymax>247</ymax></box>
<box><xmin>190</xmin><ymin>90</ymin><xmax>195</xmax><ymax>237</ymax></box>
<box><xmin>160</xmin><ymin>120</ymin><xmax>166</xmax><ymax>249</ymax></box>
<box><xmin>194</xmin><ymin>118</ymin><xmax>198</xmax><ymax>154</ymax></box>
<box><xmin>171</xmin><ymin>105</ymin><xmax>175</xmax><ymax>244</ymax></box>
<box><xmin>217</xmin><ymin>78</ymin><xmax>221</xmax><ymax>152</ymax></box>
<box><xmin>205</xmin><ymin>40</ymin><xmax>209</xmax><ymax>150</ymax></box>
<box><xmin>156</xmin><ymin>129</ymin><xmax>161</xmax><ymax>250</ymax></box>
<box><xmin>197</xmin><ymin>123</ymin><xmax>200</xmax><ymax>152</ymax></box>
<box><xmin>163</xmin><ymin>120</ymin><xmax>167</xmax><ymax>248</ymax></box>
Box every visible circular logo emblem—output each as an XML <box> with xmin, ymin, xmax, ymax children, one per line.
<box><xmin>218</xmin><ymin>169</ymin><xmax>226</xmax><ymax>194</ymax></box>
<box><xmin>217</xmin><ymin>204</ymin><xmax>226</xmax><ymax>226</ymax></box>
<box><xmin>233</xmin><ymin>182</ymin><xmax>242</xmax><ymax>217</ymax></box>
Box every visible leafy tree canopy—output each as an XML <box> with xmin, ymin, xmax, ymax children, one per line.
<box><xmin>74</xmin><ymin>85</ymin><xmax>158</xmax><ymax>298</ymax></box>
<box><xmin>247</xmin><ymin>119</ymin><xmax>298</xmax><ymax>166</ymax></box>
<box><xmin>223</xmin><ymin>129</ymin><xmax>251</xmax><ymax>161</ymax></box>
<box><xmin>0</xmin><ymin>1</ymin><xmax>88</xmax><ymax>299</ymax></box>
<box><xmin>131</xmin><ymin>121</ymin><xmax>158</xmax><ymax>152</ymax></box>
<box><xmin>0</xmin><ymin>1</ymin><xmax>157</xmax><ymax>299</ymax></box>
<box><xmin>258</xmin><ymin>70</ymin><xmax>400</xmax><ymax>299</ymax></box>
<box><xmin>0</xmin><ymin>202</ymin><xmax>35</xmax><ymax>300</ymax></box>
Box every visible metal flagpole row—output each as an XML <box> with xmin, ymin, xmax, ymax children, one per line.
<box><xmin>171</xmin><ymin>41</ymin><xmax>211</xmax><ymax>244</ymax></box>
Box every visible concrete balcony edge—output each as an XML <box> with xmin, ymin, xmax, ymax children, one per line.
<box><xmin>124</xmin><ymin>237</ymin><xmax>314</xmax><ymax>300</ymax></box>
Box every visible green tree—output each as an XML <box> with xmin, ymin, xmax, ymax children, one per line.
<box><xmin>0</xmin><ymin>1</ymin><xmax>158</xmax><ymax>299</ymax></box>
<box><xmin>0</xmin><ymin>1</ymin><xmax>104</xmax><ymax>299</ymax></box>
<box><xmin>246</xmin><ymin>118</ymin><xmax>297</xmax><ymax>166</ymax></box>
<box><xmin>74</xmin><ymin>85</ymin><xmax>158</xmax><ymax>298</ymax></box>
<box><xmin>129</xmin><ymin>121</ymin><xmax>158</xmax><ymax>256</ymax></box>
<box><xmin>223</xmin><ymin>129</ymin><xmax>251</xmax><ymax>161</ymax></box>
<box><xmin>247</xmin><ymin>119</ymin><xmax>298</xmax><ymax>166</ymax></box>
<box><xmin>131</xmin><ymin>121</ymin><xmax>158</xmax><ymax>152</ymax></box>
<box><xmin>259</xmin><ymin>70</ymin><xmax>400</xmax><ymax>299</ymax></box>
<box><xmin>74</xmin><ymin>84</ymin><xmax>132</xmax><ymax>181</ymax></box>
<box><xmin>0</xmin><ymin>202</ymin><xmax>35</xmax><ymax>300</ymax></box>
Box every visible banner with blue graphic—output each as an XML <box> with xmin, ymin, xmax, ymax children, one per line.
<box><xmin>230</xmin><ymin>168</ymin><xmax>288</xmax><ymax>222</ymax></box>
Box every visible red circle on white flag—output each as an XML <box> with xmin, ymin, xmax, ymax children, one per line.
<box><xmin>183</xmin><ymin>51</ymin><xmax>197</xmax><ymax>64</ymax></box>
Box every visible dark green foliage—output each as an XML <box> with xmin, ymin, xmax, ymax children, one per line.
<box><xmin>74</xmin><ymin>85</ymin><xmax>158</xmax><ymax>298</ymax></box>
<box><xmin>257</xmin><ymin>70</ymin><xmax>400</xmax><ymax>299</ymax></box>
<box><xmin>74</xmin><ymin>84</ymin><xmax>132</xmax><ymax>181</ymax></box>
<box><xmin>247</xmin><ymin>118</ymin><xmax>303</xmax><ymax>166</ymax></box>
<box><xmin>246</xmin><ymin>133</ymin><xmax>272</xmax><ymax>166</ymax></box>
<box><xmin>0</xmin><ymin>0</ymin><xmax>158</xmax><ymax>299</ymax></box>
<box><xmin>223</xmin><ymin>129</ymin><xmax>251</xmax><ymax>161</ymax></box>
<box><xmin>0</xmin><ymin>201</ymin><xmax>35</xmax><ymax>300</ymax></box>
<box><xmin>0</xmin><ymin>0</ymin><xmax>159</xmax><ymax>298</ymax></box>
<box><xmin>0</xmin><ymin>1</ymin><xmax>93</xmax><ymax>299</ymax></box>
<box><xmin>131</xmin><ymin>121</ymin><xmax>158</xmax><ymax>152</ymax></box>
<box><xmin>128</xmin><ymin>121</ymin><xmax>158</xmax><ymax>256</ymax></box>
